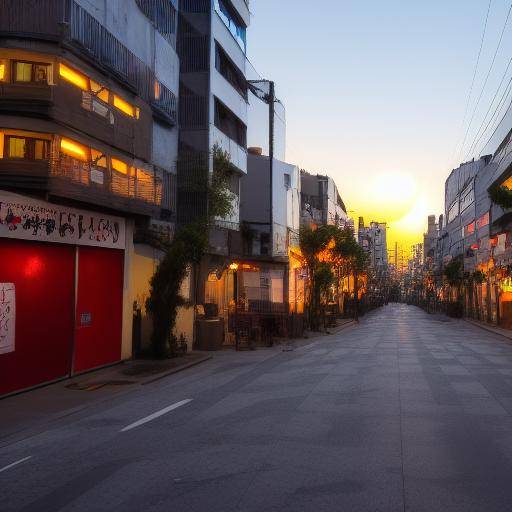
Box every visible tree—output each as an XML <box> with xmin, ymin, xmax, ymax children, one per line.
<box><xmin>331</xmin><ymin>227</ymin><xmax>368</xmax><ymax>320</ymax></box>
<box><xmin>299</xmin><ymin>224</ymin><xmax>337</xmax><ymax>330</ymax></box>
<box><xmin>146</xmin><ymin>145</ymin><xmax>234</xmax><ymax>358</ymax></box>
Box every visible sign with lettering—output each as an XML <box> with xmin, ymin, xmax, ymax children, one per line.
<box><xmin>0</xmin><ymin>283</ymin><xmax>15</xmax><ymax>355</ymax></box>
<box><xmin>0</xmin><ymin>192</ymin><xmax>125</xmax><ymax>249</ymax></box>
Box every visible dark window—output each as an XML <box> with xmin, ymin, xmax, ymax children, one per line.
<box><xmin>162</xmin><ymin>170</ymin><xmax>177</xmax><ymax>212</ymax></box>
<box><xmin>4</xmin><ymin>136</ymin><xmax>50</xmax><ymax>160</ymax></box>
<box><xmin>214</xmin><ymin>98</ymin><xmax>247</xmax><ymax>148</ymax></box>
<box><xmin>13</xmin><ymin>61</ymin><xmax>51</xmax><ymax>84</ymax></box>
<box><xmin>215</xmin><ymin>42</ymin><xmax>247</xmax><ymax>100</ymax></box>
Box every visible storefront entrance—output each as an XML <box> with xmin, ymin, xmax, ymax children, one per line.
<box><xmin>0</xmin><ymin>240</ymin><xmax>124</xmax><ymax>396</ymax></box>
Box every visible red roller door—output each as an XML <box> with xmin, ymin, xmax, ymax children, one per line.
<box><xmin>73</xmin><ymin>247</ymin><xmax>124</xmax><ymax>374</ymax></box>
<box><xmin>0</xmin><ymin>239</ymin><xmax>75</xmax><ymax>395</ymax></box>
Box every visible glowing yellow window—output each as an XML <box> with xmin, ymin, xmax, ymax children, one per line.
<box><xmin>15</xmin><ymin>62</ymin><xmax>32</xmax><ymax>82</ymax></box>
<box><xmin>113</xmin><ymin>94</ymin><xmax>137</xmax><ymax>118</ymax></box>
<box><xmin>60</xmin><ymin>138</ymin><xmax>87</xmax><ymax>161</ymax></box>
<box><xmin>90</xmin><ymin>80</ymin><xmax>109</xmax><ymax>103</ymax></box>
<box><xmin>0</xmin><ymin>63</ymin><xmax>5</xmax><ymax>81</ymax></box>
<box><xmin>8</xmin><ymin>137</ymin><xmax>25</xmax><ymax>158</ymax></box>
<box><xmin>111</xmin><ymin>158</ymin><xmax>128</xmax><ymax>174</ymax></box>
<box><xmin>59</xmin><ymin>63</ymin><xmax>88</xmax><ymax>91</ymax></box>
<box><xmin>91</xmin><ymin>149</ymin><xmax>107</xmax><ymax>168</ymax></box>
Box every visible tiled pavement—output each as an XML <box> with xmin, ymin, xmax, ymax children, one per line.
<box><xmin>3</xmin><ymin>303</ymin><xmax>512</xmax><ymax>511</ymax></box>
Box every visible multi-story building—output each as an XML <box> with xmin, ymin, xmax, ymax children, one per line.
<box><xmin>358</xmin><ymin>218</ymin><xmax>388</xmax><ymax>270</ymax></box>
<box><xmin>0</xmin><ymin>0</ymin><xmax>179</xmax><ymax>395</ymax></box>
<box><xmin>177</xmin><ymin>0</ymin><xmax>250</xmax><ymax>316</ymax></box>
<box><xmin>300</xmin><ymin>170</ymin><xmax>348</xmax><ymax>228</ymax></box>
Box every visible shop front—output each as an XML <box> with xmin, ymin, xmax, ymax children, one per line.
<box><xmin>0</xmin><ymin>191</ymin><xmax>125</xmax><ymax>396</ymax></box>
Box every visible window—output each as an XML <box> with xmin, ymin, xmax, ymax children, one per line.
<box><xmin>113</xmin><ymin>94</ymin><xmax>139</xmax><ymax>118</ymax></box>
<box><xmin>215</xmin><ymin>43</ymin><xmax>247</xmax><ymax>99</ymax></box>
<box><xmin>477</xmin><ymin>211</ymin><xmax>490</xmax><ymax>229</ymax></box>
<box><xmin>90</xmin><ymin>80</ymin><xmax>109</xmax><ymax>103</ymax></box>
<box><xmin>214</xmin><ymin>0</ymin><xmax>247</xmax><ymax>53</ymax></box>
<box><xmin>59</xmin><ymin>63</ymin><xmax>88</xmax><ymax>90</ymax></box>
<box><xmin>111</xmin><ymin>158</ymin><xmax>128</xmax><ymax>174</ymax></box>
<box><xmin>4</xmin><ymin>135</ymin><xmax>49</xmax><ymax>160</ymax></box>
<box><xmin>60</xmin><ymin>138</ymin><xmax>88</xmax><ymax>161</ymax></box>
<box><xmin>14</xmin><ymin>61</ymin><xmax>50</xmax><ymax>84</ymax></box>
<box><xmin>91</xmin><ymin>149</ymin><xmax>107</xmax><ymax>168</ymax></box>
<box><xmin>214</xmin><ymin>98</ymin><xmax>247</xmax><ymax>147</ymax></box>
<box><xmin>284</xmin><ymin>173</ymin><xmax>291</xmax><ymax>188</ymax></box>
<box><xmin>0</xmin><ymin>62</ymin><xmax>5</xmax><ymax>81</ymax></box>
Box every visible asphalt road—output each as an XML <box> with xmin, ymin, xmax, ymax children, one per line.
<box><xmin>4</xmin><ymin>304</ymin><xmax>512</xmax><ymax>511</ymax></box>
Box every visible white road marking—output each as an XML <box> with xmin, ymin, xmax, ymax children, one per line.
<box><xmin>0</xmin><ymin>456</ymin><xmax>32</xmax><ymax>474</ymax></box>
<box><xmin>120</xmin><ymin>399</ymin><xmax>193</xmax><ymax>432</ymax></box>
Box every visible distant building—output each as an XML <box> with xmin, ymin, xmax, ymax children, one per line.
<box><xmin>358</xmin><ymin>218</ymin><xmax>388</xmax><ymax>270</ymax></box>
<box><xmin>300</xmin><ymin>171</ymin><xmax>348</xmax><ymax>228</ymax></box>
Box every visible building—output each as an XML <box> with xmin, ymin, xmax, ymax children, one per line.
<box><xmin>358</xmin><ymin>218</ymin><xmax>388</xmax><ymax>270</ymax></box>
<box><xmin>300</xmin><ymin>171</ymin><xmax>348</xmax><ymax>228</ymax></box>
<box><xmin>176</xmin><ymin>0</ymin><xmax>250</xmax><ymax>344</ymax></box>
<box><xmin>423</xmin><ymin>215</ymin><xmax>438</xmax><ymax>264</ymax></box>
<box><xmin>0</xmin><ymin>0</ymin><xmax>179</xmax><ymax>395</ymax></box>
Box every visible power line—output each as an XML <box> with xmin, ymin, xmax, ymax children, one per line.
<box><xmin>479</xmin><ymin>87</ymin><xmax>512</xmax><ymax>157</ymax></box>
<box><xmin>459</xmin><ymin>2</ymin><xmax>512</xmax><ymax>161</ymax></box>
<box><xmin>466</xmin><ymin>54</ymin><xmax>512</xmax><ymax>158</ymax></box>
<box><xmin>451</xmin><ymin>0</ymin><xmax>492</xmax><ymax>167</ymax></box>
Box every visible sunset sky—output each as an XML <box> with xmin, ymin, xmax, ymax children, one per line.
<box><xmin>248</xmin><ymin>0</ymin><xmax>512</xmax><ymax>253</ymax></box>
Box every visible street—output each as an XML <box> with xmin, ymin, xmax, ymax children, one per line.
<box><xmin>4</xmin><ymin>304</ymin><xmax>512</xmax><ymax>511</ymax></box>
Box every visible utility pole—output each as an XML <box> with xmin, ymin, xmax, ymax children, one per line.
<box><xmin>248</xmin><ymin>79</ymin><xmax>276</xmax><ymax>255</ymax></box>
<box><xmin>268</xmin><ymin>81</ymin><xmax>275</xmax><ymax>257</ymax></box>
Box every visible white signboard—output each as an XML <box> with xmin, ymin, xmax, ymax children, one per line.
<box><xmin>0</xmin><ymin>192</ymin><xmax>125</xmax><ymax>249</ymax></box>
<box><xmin>0</xmin><ymin>283</ymin><xmax>15</xmax><ymax>355</ymax></box>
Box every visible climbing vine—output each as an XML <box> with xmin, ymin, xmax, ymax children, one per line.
<box><xmin>146</xmin><ymin>145</ymin><xmax>235</xmax><ymax>358</ymax></box>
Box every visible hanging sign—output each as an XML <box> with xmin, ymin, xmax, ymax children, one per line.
<box><xmin>0</xmin><ymin>191</ymin><xmax>125</xmax><ymax>249</ymax></box>
<box><xmin>0</xmin><ymin>283</ymin><xmax>15</xmax><ymax>355</ymax></box>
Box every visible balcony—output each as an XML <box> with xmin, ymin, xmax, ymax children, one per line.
<box><xmin>0</xmin><ymin>0</ymin><xmax>178</xmax><ymax>125</ymax></box>
<box><xmin>211</xmin><ymin>125</ymin><xmax>247</xmax><ymax>174</ymax></box>
<box><xmin>0</xmin><ymin>153</ymin><xmax>162</xmax><ymax>217</ymax></box>
<box><xmin>0</xmin><ymin>82</ymin><xmax>54</xmax><ymax>105</ymax></box>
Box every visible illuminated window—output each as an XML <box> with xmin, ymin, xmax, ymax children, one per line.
<box><xmin>0</xmin><ymin>63</ymin><xmax>5</xmax><ymax>81</ymax></box>
<box><xmin>14</xmin><ymin>61</ymin><xmax>50</xmax><ymax>84</ymax></box>
<box><xmin>60</xmin><ymin>138</ymin><xmax>87</xmax><ymax>161</ymax></box>
<box><xmin>154</xmin><ymin>80</ymin><xmax>161</xmax><ymax>100</ymax></box>
<box><xmin>90</xmin><ymin>80</ymin><xmax>109</xmax><ymax>103</ymax></box>
<box><xmin>34</xmin><ymin>140</ymin><xmax>48</xmax><ymax>160</ymax></box>
<box><xmin>111</xmin><ymin>158</ymin><xmax>128</xmax><ymax>174</ymax></box>
<box><xmin>113</xmin><ymin>94</ymin><xmax>139</xmax><ymax>118</ymax></box>
<box><xmin>7</xmin><ymin>137</ymin><xmax>25</xmax><ymax>158</ymax></box>
<box><xmin>59</xmin><ymin>63</ymin><xmax>88</xmax><ymax>91</ymax></box>
<box><xmin>91</xmin><ymin>149</ymin><xmax>107</xmax><ymax>168</ymax></box>
<box><xmin>4</xmin><ymin>135</ymin><xmax>49</xmax><ymax>160</ymax></box>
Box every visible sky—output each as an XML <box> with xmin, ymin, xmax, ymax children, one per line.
<box><xmin>247</xmin><ymin>0</ymin><xmax>512</xmax><ymax>255</ymax></box>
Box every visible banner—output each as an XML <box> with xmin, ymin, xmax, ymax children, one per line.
<box><xmin>0</xmin><ymin>192</ymin><xmax>125</xmax><ymax>249</ymax></box>
<box><xmin>0</xmin><ymin>283</ymin><xmax>15</xmax><ymax>355</ymax></box>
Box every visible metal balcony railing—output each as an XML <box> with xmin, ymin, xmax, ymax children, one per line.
<box><xmin>50</xmin><ymin>152</ymin><xmax>162</xmax><ymax>214</ymax></box>
<box><xmin>0</xmin><ymin>0</ymin><xmax>178</xmax><ymax>124</ymax></box>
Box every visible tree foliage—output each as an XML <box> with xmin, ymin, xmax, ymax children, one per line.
<box><xmin>489</xmin><ymin>184</ymin><xmax>512</xmax><ymax>210</ymax></box>
<box><xmin>146</xmin><ymin>145</ymin><xmax>234</xmax><ymax>358</ymax></box>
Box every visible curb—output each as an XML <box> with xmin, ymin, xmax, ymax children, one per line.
<box><xmin>464</xmin><ymin>318</ymin><xmax>512</xmax><ymax>341</ymax></box>
<box><xmin>141</xmin><ymin>355</ymin><xmax>213</xmax><ymax>385</ymax></box>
